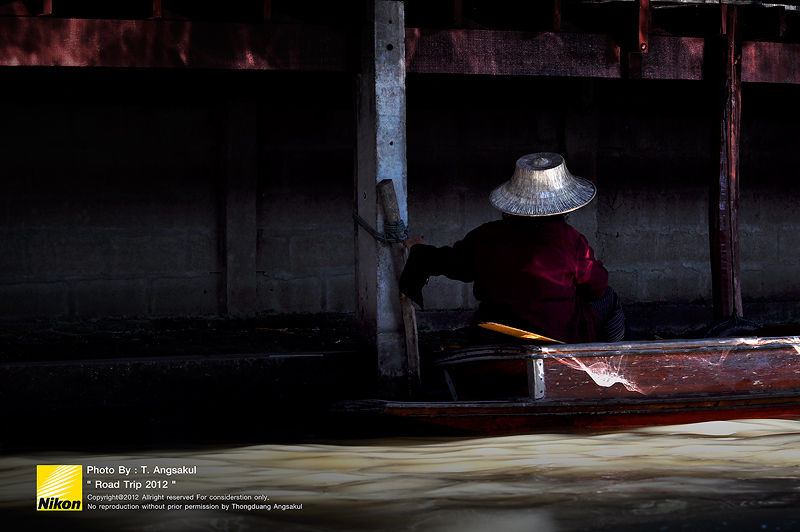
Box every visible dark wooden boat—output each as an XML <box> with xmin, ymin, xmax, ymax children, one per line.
<box><xmin>336</xmin><ymin>335</ymin><xmax>800</xmax><ymax>434</ymax></box>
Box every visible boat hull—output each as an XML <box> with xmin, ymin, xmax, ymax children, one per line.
<box><xmin>337</xmin><ymin>336</ymin><xmax>800</xmax><ymax>434</ymax></box>
<box><xmin>352</xmin><ymin>393</ymin><xmax>800</xmax><ymax>434</ymax></box>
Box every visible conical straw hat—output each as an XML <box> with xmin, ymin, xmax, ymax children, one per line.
<box><xmin>489</xmin><ymin>153</ymin><xmax>596</xmax><ymax>216</ymax></box>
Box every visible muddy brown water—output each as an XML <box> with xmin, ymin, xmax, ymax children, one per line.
<box><xmin>3</xmin><ymin>419</ymin><xmax>800</xmax><ymax>531</ymax></box>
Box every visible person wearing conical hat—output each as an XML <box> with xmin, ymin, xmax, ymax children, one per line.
<box><xmin>400</xmin><ymin>152</ymin><xmax>626</xmax><ymax>344</ymax></box>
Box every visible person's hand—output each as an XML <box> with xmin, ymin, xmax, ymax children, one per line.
<box><xmin>404</xmin><ymin>235</ymin><xmax>427</xmax><ymax>249</ymax></box>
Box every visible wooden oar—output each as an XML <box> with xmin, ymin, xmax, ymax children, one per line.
<box><xmin>479</xmin><ymin>322</ymin><xmax>564</xmax><ymax>344</ymax></box>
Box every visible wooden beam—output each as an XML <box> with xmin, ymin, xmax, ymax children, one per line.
<box><xmin>355</xmin><ymin>1</ymin><xmax>411</xmax><ymax>400</ymax></box>
<box><xmin>710</xmin><ymin>5</ymin><xmax>743</xmax><ymax>322</ymax></box>
<box><xmin>406</xmin><ymin>29</ymin><xmax>800</xmax><ymax>84</ymax></box>
<box><xmin>743</xmin><ymin>41</ymin><xmax>800</xmax><ymax>83</ymax></box>
<box><xmin>407</xmin><ymin>29</ymin><xmax>622</xmax><ymax>78</ymax></box>
<box><xmin>0</xmin><ymin>17</ymin><xmax>359</xmax><ymax>71</ymax></box>
<box><xmin>406</xmin><ymin>29</ymin><xmax>711</xmax><ymax>80</ymax></box>
<box><xmin>0</xmin><ymin>17</ymin><xmax>799</xmax><ymax>84</ymax></box>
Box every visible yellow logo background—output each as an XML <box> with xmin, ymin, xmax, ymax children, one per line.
<box><xmin>36</xmin><ymin>465</ymin><xmax>83</xmax><ymax>511</ymax></box>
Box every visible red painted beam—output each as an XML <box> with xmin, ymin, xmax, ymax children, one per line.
<box><xmin>0</xmin><ymin>17</ymin><xmax>798</xmax><ymax>84</ymax></box>
<box><xmin>0</xmin><ymin>17</ymin><xmax>360</xmax><ymax>71</ymax></box>
<box><xmin>406</xmin><ymin>29</ymin><xmax>711</xmax><ymax>80</ymax></box>
<box><xmin>406</xmin><ymin>28</ymin><xmax>800</xmax><ymax>84</ymax></box>
<box><xmin>405</xmin><ymin>29</ymin><xmax>624</xmax><ymax>78</ymax></box>
<box><xmin>743</xmin><ymin>41</ymin><xmax>800</xmax><ymax>84</ymax></box>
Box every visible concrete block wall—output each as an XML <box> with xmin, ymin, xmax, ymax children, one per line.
<box><xmin>256</xmin><ymin>73</ymin><xmax>356</xmax><ymax>314</ymax></box>
<box><xmin>406</xmin><ymin>76</ymin><xmax>800</xmax><ymax>331</ymax></box>
<box><xmin>593</xmin><ymin>80</ymin><xmax>715</xmax><ymax>311</ymax></box>
<box><xmin>3</xmin><ymin>68</ymin><xmax>800</xmax><ymax>333</ymax></box>
<box><xmin>0</xmin><ymin>69</ymin><xmax>223</xmax><ymax>320</ymax></box>
<box><xmin>738</xmin><ymin>82</ymin><xmax>800</xmax><ymax>322</ymax></box>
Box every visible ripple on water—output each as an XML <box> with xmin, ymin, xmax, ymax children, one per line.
<box><xmin>3</xmin><ymin>418</ymin><xmax>800</xmax><ymax>531</ymax></box>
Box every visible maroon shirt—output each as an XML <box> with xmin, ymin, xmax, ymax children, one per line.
<box><xmin>404</xmin><ymin>217</ymin><xmax>608</xmax><ymax>343</ymax></box>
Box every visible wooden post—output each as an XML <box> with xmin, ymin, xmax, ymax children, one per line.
<box><xmin>623</xmin><ymin>0</ymin><xmax>649</xmax><ymax>79</ymax></box>
<box><xmin>224</xmin><ymin>99</ymin><xmax>258</xmax><ymax>318</ymax></box>
<box><xmin>453</xmin><ymin>0</ymin><xmax>463</xmax><ymax>28</ymax></box>
<box><xmin>710</xmin><ymin>5</ymin><xmax>743</xmax><ymax>321</ymax></box>
<box><xmin>377</xmin><ymin>179</ymin><xmax>421</xmax><ymax>397</ymax></box>
<box><xmin>355</xmin><ymin>1</ymin><xmax>410</xmax><ymax>399</ymax></box>
<box><xmin>637</xmin><ymin>0</ymin><xmax>650</xmax><ymax>53</ymax></box>
<box><xmin>553</xmin><ymin>0</ymin><xmax>562</xmax><ymax>32</ymax></box>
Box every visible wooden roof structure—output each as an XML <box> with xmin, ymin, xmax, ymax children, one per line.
<box><xmin>3</xmin><ymin>0</ymin><xmax>798</xmax><ymax>398</ymax></box>
<box><xmin>0</xmin><ymin>0</ymin><xmax>798</xmax><ymax>82</ymax></box>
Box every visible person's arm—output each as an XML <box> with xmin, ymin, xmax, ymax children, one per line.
<box><xmin>399</xmin><ymin>230</ymin><xmax>478</xmax><ymax>307</ymax></box>
<box><xmin>575</xmin><ymin>234</ymin><xmax>608</xmax><ymax>300</ymax></box>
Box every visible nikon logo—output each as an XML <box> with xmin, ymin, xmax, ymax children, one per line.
<box><xmin>37</xmin><ymin>465</ymin><xmax>82</xmax><ymax>511</ymax></box>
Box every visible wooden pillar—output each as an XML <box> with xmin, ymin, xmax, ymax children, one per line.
<box><xmin>224</xmin><ymin>99</ymin><xmax>258</xmax><ymax>318</ymax></box>
<box><xmin>710</xmin><ymin>6</ymin><xmax>743</xmax><ymax>321</ymax></box>
<box><xmin>552</xmin><ymin>0</ymin><xmax>562</xmax><ymax>32</ymax></box>
<box><xmin>355</xmin><ymin>0</ymin><xmax>409</xmax><ymax>399</ymax></box>
<box><xmin>637</xmin><ymin>0</ymin><xmax>650</xmax><ymax>53</ymax></box>
<box><xmin>624</xmin><ymin>0</ymin><xmax>650</xmax><ymax>79</ymax></box>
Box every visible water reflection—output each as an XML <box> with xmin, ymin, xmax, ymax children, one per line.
<box><xmin>3</xmin><ymin>419</ymin><xmax>800</xmax><ymax>531</ymax></box>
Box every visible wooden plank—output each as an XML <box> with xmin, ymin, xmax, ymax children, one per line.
<box><xmin>355</xmin><ymin>1</ymin><xmax>410</xmax><ymax>400</ymax></box>
<box><xmin>406</xmin><ymin>29</ymin><xmax>708</xmax><ymax>80</ymax></box>
<box><xmin>0</xmin><ymin>16</ymin><xmax>796</xmax><ymax>84</ymax></box>
<box><xmin>434</xmin><ymin>337</ymin><xmax>800</xmax><ymax>401</ymax></box>
<box><xmin>371</xmin><ymin>395</ymin><xmax>800</xmax><ymax>433</ymax></box>
<box><xmin>406</xmin><ymin>29</ymin><xmax>624</xmax><ymax>78</ymax></box>
<box><xmin>0</xmin><ymin>17</ymin><xmax>359</xmax><ymax>71</ymax></box>
<box><xmin>406</xmin><ymin>28</ymin><xmax>797</xmax><ymax>84</ymax></box>
<box><xmin>351</xmin><ymin>334</ymin><xmax>800</xmax><ymax>433</ymax></box>
<box><xmin>710</xmin><ymin>5</ymin><xmax>743</xmax><ymax>322</ymax></box>
<box><xmin>434</xmin><ymin>336</ymin><xmax>800</xmax><ymax>362</ymax></box>
<box><xmin>541</xmin><ymin>347</ymin><xmax>800</xmax><ymax>400</ymax></box>
<box><xmin>743</xmin><ymin>41</ymin><xmax>800</xmax><ymax>84</ymax></box>
<box><xmin>443</xmin><ymin>346</ymin><xmax>800</xmax><ymax>401</ymax></box>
